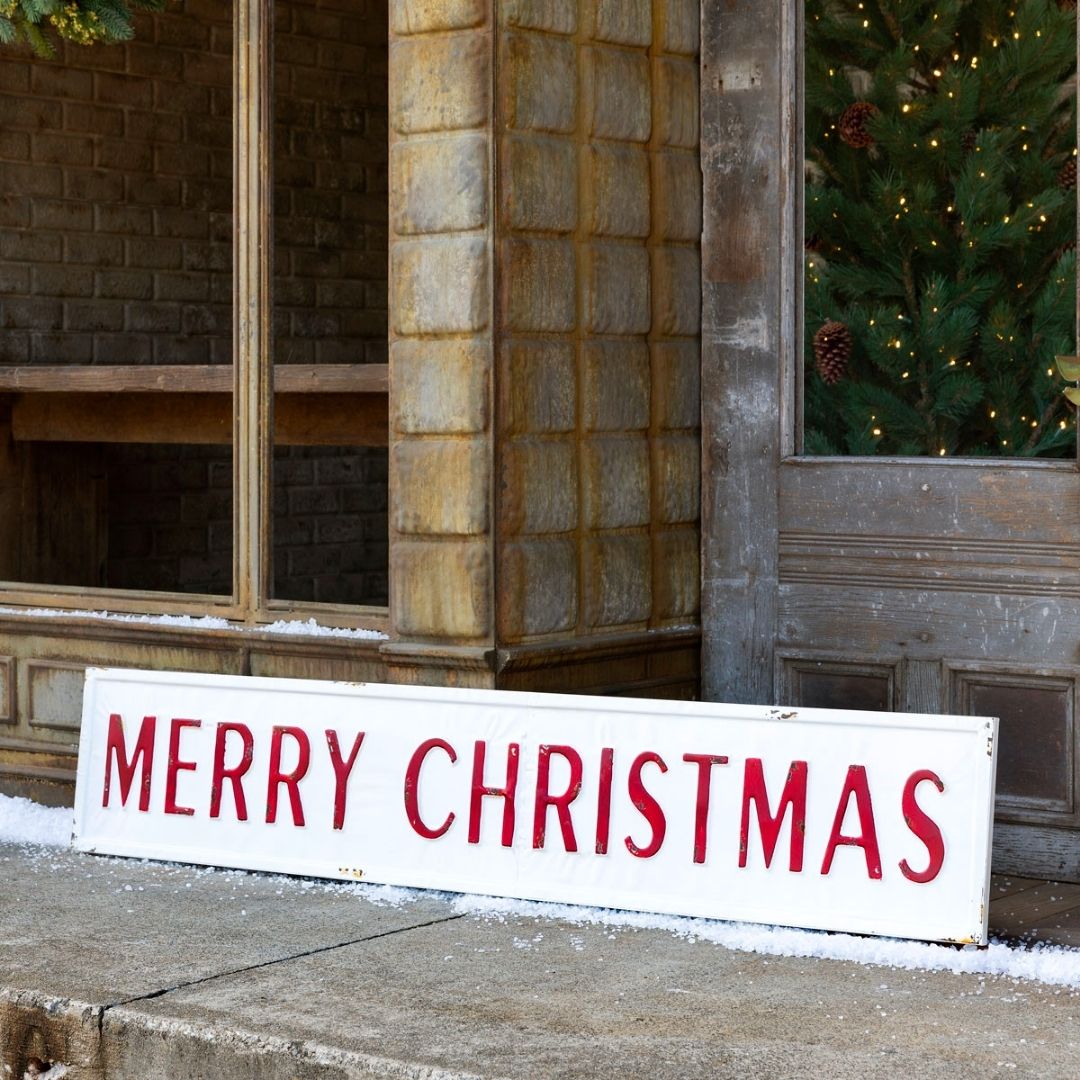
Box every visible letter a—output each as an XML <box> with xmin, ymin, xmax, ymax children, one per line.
<box><xmin>820</xmin><ymin>765</ymin><xmax>882</xmax><ymax>880</ymax></box>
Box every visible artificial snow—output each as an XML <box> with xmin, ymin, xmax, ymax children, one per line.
<box><xmin>3</xmin><ymin>791</ymin><xmax>1080</xmax><ymax>990</ymax></box>
<box><xmin>0</xmin><ymin>794</ymin><xmax>71</xmax><ymax>848</ymax></box>
<box><xmin>0</xmin><ymin>606</ymin><xmax>233</xmax><ymax>630</ymax></box>
<box><xmin>449</xmin><ymin>892</ymin><xmax>1080</xmax><ymax>990</ymax></box>
<box><xmin>260</xmin><ymin>618</ymin><xmax>386</xmax><ymax>640</ymax></box>
<box><xmin>0</xmin><ymin>607</ymin><xmax>387</xmax><ymax>639</ymax></box>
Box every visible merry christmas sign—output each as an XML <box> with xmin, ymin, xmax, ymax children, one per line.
<box><xmin>72</xmin><ymin>669</ymin><xmax>998</xmax><ymax>944</ymax></box>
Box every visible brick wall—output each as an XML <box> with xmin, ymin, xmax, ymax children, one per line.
<box><xmin>0</xmin><ymin>0</ymin><xmax>389</xmax><ymax>605</ymax></box>
<box><xmin>274</xmin><ymin>0</ymin><xmax>389</xmax><ymax>368</ymax></box>
<box><xmin>0</xmin><ymin>3</ymin><xmax>234</xmax><ymax>367</ymax></box>
<box><xmin>105</xmin><ymin>443</ymin><xmax>388</xmax><ymax>605</ymax></box>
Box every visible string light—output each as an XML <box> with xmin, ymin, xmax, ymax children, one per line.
<box><xmin>806</xmin><ymin>9</ymin><xmax>1071</xmax><ymax>456</ymax></box>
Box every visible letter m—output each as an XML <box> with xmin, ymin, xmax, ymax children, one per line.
<box><xmin>103</xmin><ymin>714</ymin><xmax>156</xmax><ymax>811</ymax></box>
<box><xmin>739</xmin><ymin>759</ymin><xmax>808</xmax><ymax>872</ymax></box>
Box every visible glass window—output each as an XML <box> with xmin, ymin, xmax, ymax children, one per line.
<box><xmin>803</xmin><ymin>0</ymin><xmax>1077</xmax><ymax>457</ymax></box>
<box><xmin>271</xmin><ymin>0</ymin><xmax>389</xmax><ymax>611</ymax></box>
<box><xmin>0</xmin><ymin>0</ymin><xmax>388</xmax><ymax>620</ymax></box>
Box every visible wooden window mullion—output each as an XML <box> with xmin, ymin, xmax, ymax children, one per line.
<box><xmin>233</xmin><ymin>0</ymin><xmax>274</xmax><ymax>618</ymax></box>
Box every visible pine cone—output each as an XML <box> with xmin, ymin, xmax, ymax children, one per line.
<box><xmin>813</xmin><ymin>321</ymin><xmax>852</xmax><ymax>385</ymax></box>
<box><xmin>1059</xmin><ymin>157</ymin><xmax>1077</xmax><ymax>191</ymax></box>
<box><xmin>1059</xmin><ymin>0</ymin><xmax>1076</xmax><ymax>11</ymax></box>
<box><xmin>961</xmin><ymin>130</ymin><xmax>977</xmax><ymax>154</ymax></box>
<box><xmin>805</xmin><ymin>233</ymin><xmax>823</xmax><ymax>253</ymax></box>
<box><xmin>838</xmin><ymin>102</ymin><xmax>879</xmax><ymax>148</ymax></box>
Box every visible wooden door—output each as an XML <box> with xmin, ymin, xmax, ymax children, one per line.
<box><xmin>700</xmin><ymin>2</ymin><xmax>1080</xmax><ymax>879</ymax></box>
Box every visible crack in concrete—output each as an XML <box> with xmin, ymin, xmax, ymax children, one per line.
<box><xmin>103</xmin><ymin>913</ymin><xmax>468</xmax><ymax>1011</ymax></box>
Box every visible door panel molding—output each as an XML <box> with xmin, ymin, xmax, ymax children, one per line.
<box><xmin>776</xmin><ymin>650</ymin><xmax>899</xmax><ymax>712</ymax></box>
<box><xmin>947</xmin><ymin>662</ymin><xmax>1079</xmax><ymax>826</ymax></box>
<box><xmin>779</xmin><ymin>533</ymin><xmax>1080</xmax><ymax>598</ymax></box>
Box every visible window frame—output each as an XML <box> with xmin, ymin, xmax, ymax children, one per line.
<box><xmin>0</xmin><ymin>0</ymin><xmax>389</xmax><ymax>632</ymax></box>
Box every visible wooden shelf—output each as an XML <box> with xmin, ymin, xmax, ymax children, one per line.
<box><xmin>0</xmin><ymin>364</ymin><xmax>388</xmax><ymax>394</ymax></box>
<box><xmin>0</xmin><ymin>365</ymin><xmax>389</xmax><ymax>447</ymax></box>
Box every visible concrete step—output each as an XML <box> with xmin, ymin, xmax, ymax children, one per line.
<box><xmin>2</xmin><ymin>841</ymin><xmax>1078</xmax><ymax>1079</ymax></box>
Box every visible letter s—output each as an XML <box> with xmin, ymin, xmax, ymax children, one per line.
<box><xmin>899</xmin><ymin>770</ymin><xmax>945</xmax><ymax>884</ymax></box>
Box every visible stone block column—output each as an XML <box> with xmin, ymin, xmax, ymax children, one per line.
<box><xmin>386</xmin><ymin>1</ymin><xmax>496</xmax><ymax>685</ymax></box>
<box><xmin>386</xmin><ymin>0</ymin><xmax>701</xmax><ymax>697</ymax></box>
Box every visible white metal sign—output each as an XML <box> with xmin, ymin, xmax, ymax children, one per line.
<box><xmin>73</xmin><ymin>669</ymin><xmax>997</xmax><ymax>944</ymax></box>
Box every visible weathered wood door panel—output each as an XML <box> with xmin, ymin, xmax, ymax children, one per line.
<box><xmin>700</xmin><ymin>3</ymin><xmax>1080</xmax><ymax>879</ymax></box>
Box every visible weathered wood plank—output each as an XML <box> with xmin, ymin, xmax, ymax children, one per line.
<box><xmin>700</xmin><ymin>0</ymin><xmax>794</xmax><ymax>703</ymax></box>
<box><xmin>990</xmin><ymin>898</ymin><xmax>1080</xmax><ymax>944</ymax></box>
<box><xmin>9</xmin><ymin>392</ymin><xmax>388</xmax><ymax>447</ymax></box>
<box><xmin>273</xmin><ymin>394</ymin><xmax>389</xmax><ymax>447</ymax></box>
<box><xmin>0</xmin><ymin>365</ymin><xmax>388</xmax><ymax>395</ymax></box>
<box><xmin>902</xmin><ymin>659</ymin><xmax>943</xmax><ymax>714</ymax></box>
<box><xmin>993</xmin><ymin>823</ymin><xmax>1080</xmax><ymax>881</ymax></box>
<box><xmin>989</xmin><ymin>874</ymin><xmax>1043</xmax><ymax>900</ymax></box>
<box><xmin>988</xmin><ymin>881</ymin><xmax>1080</xmax><ymax>930</ymax></box>
<box><xmin>778</xmin><ymin>584</ymin><xmax>1080</xmax><ymax>667</ymax></box>
<box><xmin>780</xmin><ymin>458</ymin><xmax>1079</xmax><ymax>546</ymax></box>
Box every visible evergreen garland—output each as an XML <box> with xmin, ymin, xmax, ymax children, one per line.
<box><xmin>0</xmin><ymin>0</ymin><xmax>165</xmax><ymax>55</ymax></box>
<box><xmin>804</xmin><ymin>0</ymin><xmax>1078</xmax><ymax>457</ymax></box>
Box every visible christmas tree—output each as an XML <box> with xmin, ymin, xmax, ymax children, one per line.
<box><xmin>804</xmin><ymin>0</ymin><xmax>1078</xmax><ymax>457</ymax></box>
<box><xmin>0</xmin><ymin>0</ymin><xmax>163</xmax><ymax>56</ymax></box>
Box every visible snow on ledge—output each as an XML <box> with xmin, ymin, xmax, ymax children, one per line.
<box><xmin>451</xmin><ymin>892</ymin><xmax>1080</xmax><ymax>990</ymax></box>
<box><xmin>3</xmin><ymin>794</ymin><xmax>1080</xmax><ymax>989</ymax></box>
<box><xmin>0</xmin><ymin>794</ymin><xmax>71</xmax><ymax>848</ymax></box>
<box><xmin>0</xmin><ymin>606</ymin><xmax>387</xmax><ymax>640</ymax></box>
<box><xmin>259</xmin><ymin>617</ymin><xmax>387</xmax><ymax>640</ymax></box>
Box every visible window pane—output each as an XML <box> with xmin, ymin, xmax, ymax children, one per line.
<box><xmin>270</xmin><ymin>0</ymin><xmax>389</xmax><ymax>608</ymax></box>
<box><xmin>0</xmin><ymin>1</ymin><xmax>234</xmax><ymax>594</ymax></box>
<box><xmin>803</xmin><ymin>0</ymin><xmax>1077</xmax><ymax>457</ymax></box>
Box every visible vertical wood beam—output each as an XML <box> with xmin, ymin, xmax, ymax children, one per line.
<box><xmin>700</xmin><ymin>0</ymin><xmax>795</xmax><ymax>703</ymax></box>
<box><xmin>233</xmin><ymin>0</ymin><xmax>274</xmax><ymax>617</ymax></box>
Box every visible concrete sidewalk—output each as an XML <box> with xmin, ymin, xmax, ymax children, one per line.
<box><xmin>1</xmin><ymin>841</ymin><xmax>1077</xmax><ymax>1079</ymax></box>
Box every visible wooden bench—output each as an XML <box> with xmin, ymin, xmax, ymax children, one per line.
<box><xmin>0</xmin><ymin>365</ymin><xmax>389</xmax><ymax>447</ymax></box>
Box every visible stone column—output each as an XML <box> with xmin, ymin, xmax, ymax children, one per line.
<box><xmin>385</xmin><ymin>2</ymin><xmax>497</xmax><ymax>686</ymax></box>
<box><xmin>386</xmin><ymin>0</ymin><xmax>702</xmax><ymax>697</ymax></box>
